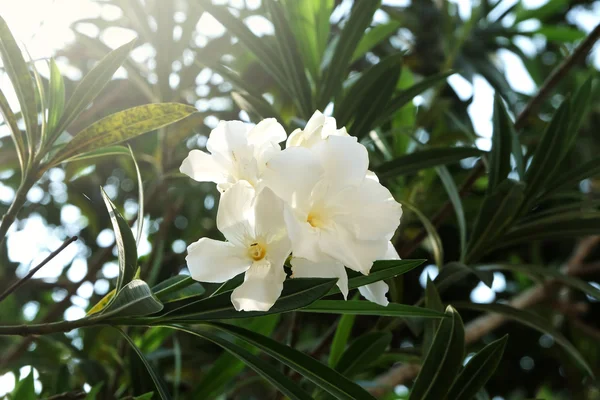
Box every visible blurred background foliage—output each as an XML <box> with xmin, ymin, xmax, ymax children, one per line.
<box><xmin>1</xmin><ymin>0</ymin><xmax>600</xmax><ymax>399</ymax></box>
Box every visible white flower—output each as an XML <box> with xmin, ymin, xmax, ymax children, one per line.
<box><xmin>263</xmin><ymin>135</ymin><xmax>402</xmax><ymax>275</ymax></box>
<box><xmin>287</xmin><ymin>110</ymin><xmax>349</xmax><ymax>149</ymax></box>
<box><xmin>180</xmin><ymin>119</ymin><xmax>286</xmax><ymax>192</ymax></box>
<box><xmin>186</xmin><ymin>181</ymin><xmax>291</xmax><ymax>311</ymax></box>
<box><xmin>291</xmin><ymin>241</ymin><xmax>400</xmax><ymax>306</ymax></box>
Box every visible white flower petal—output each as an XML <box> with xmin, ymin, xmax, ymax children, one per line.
<box><xmin>383</xmin><ymin>241</ymin><xmax>400</xmax><ymax>260</ymax></box>
<box><xmin>319</xmin><ymin>225</ymin><xmax>388</xmax><ymax>274</ymax></box>
<box><xmin>247</xmin><ymin>118</ymin><xmax>286</xmax><ymax>146</ymax></box>
<box><xmin>231</xmin><ymin>259</ymin><xmax>287</xmax><ymax>311</ymax></box>
<box><xmin>286</xmin><ymin>128</ymin><xmax>304</xmax><ymax>147</ymax></box>
<box><xmin>253</xmin><ymin>186</ymin><xmax>287</xmax><ymax>242</ymax></box>
<box><xmin>366</xmin><ymin>170</ymin><xmax>380</xmax><ymax>182</ymax></box>
<box><xmin>359</xmin><ymin>281</ymin><xmax>389</xmax><ymax>306</ymax></box>
<box><xmin>334</xmin><ymin>178</ymin><xmax>403</xmax><ymax>240</ymax></box>
<box><xmin>216</xmin><ymin>181</ymin><xmax>255</xmax><ymax>246</ymax></box>
<box><xmin>186</xmin><ymin>238</ymin><xmax>250</xmax><ymax>283</ymax></box>
<box><xmin>263</xmin><ymin>147</ymin><xmax>323</xmax><ymax>211</ymax></box>
<box><xmin>180</xmin><ymin>150</ymin><xmax>227</xmax><ymax>184</ymax></box>
<box><xmin>291</xmin><ymin>257</ymin><xmax>348</xmax><ymax>299</ymax></box>
<box><xmin>206</xmin><ymin>120</ymin><xmax>250</xmax><ymax>155</ymax></box>
<box><xmin>312</xmin><ymin>136</ymin><xmax>368</xmax><ymax>190</ymax></box>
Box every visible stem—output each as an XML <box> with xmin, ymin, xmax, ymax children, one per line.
<box><xmin>0</xmin><ymin>317</ymin><xmax>96</xmax><ymax>336</ymax></box>
<box><xmin>0</xmin><ymin>236</ymin><xmax>78</xmax><ymax>304</ymax></box>
<box><xmin>0</xmin><ymin>175</ymin><xmax>36</xmax><ymax>247</ymax></box>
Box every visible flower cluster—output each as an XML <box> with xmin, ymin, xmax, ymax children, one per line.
<box><xmin>181</xmin><ymin>111</ymin><xmax>403</xmax><ymax>311</ymax></box>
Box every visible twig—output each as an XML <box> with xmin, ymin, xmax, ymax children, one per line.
<box><xmin>371</xmin><ymin>236</ymin><xmax>600</xmax><ymax>396</ymax></box>
<box><xmin>399</xmin><ymin>23</ymin><xmax>600</xmax><ymax>258</ymax></box>
<box><xmin>42</xmin><ymin>391</ymin><xmax>87</xmax><ymax>400</ymax></box>
<box><xmin>0</xmin><ymin>236</ymin><xmax>78</xmax><ymax>304</ymax></box>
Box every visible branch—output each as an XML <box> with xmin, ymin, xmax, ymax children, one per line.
<box><xmin>400</xmin><ymin>23</ymin><xmax>600</xmax><ymax>258</ymax></box>
<box><xmin>0</xmin><ymin>236</ymin><xmax>78</xmax><ymax>303</ymax></box>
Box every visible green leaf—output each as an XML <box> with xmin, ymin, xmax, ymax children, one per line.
<box><xmin>436</xmin><ymin>166</ymin><xmax>467</xmax><ymax>261</ymax></box>
<box><xmin>453</xmin><ymin>302</ymin><xmax>594</xmax><ymax>377</ymax></box>
<box><xmin>351</xmin><ymin>21</ymin><xmax>402</xmax><ymax>63</ymax></box>
<box><xmin>171</xmin><ymin>325</ymin><xmax>313</xmax><ymax>400</ymax></box>
<box><xmin>300</xmin><ymin>300</ymin><xmax>446</xmax><ymax>319</ymax></box>
<box><xmin>533</xmin><ymin>25</ymin><xmax>586</xmax><ymax>42</ymax></box>
<box><xmin>61</xmin><ymin>145</ymin><xmax>131</xmax><ymax>162</ymax></box>
<box><xmin>328</xmin><ymin>259</ymin><xmax>426</xmax><ymax>296</ymax></box>
<box><xmin>155</xmin><ymin>278</ymin><xmax>336</xmax><ymax>322</ymax></box>
<box><xmin>318</xmin><ymin>0</ymin><xmax>380</xmax><ymax>108</ymax></box>
<box><xmin>133</xmin><ymin>393</ymin><xmax>154</xmax><ymax>400</ymax></box>
<box><xmin>524</xmin><ymin>98</ymin><xmax>572</xmax><ymax>200</ymax></box>
<box><xmin>399</xmin><ymin>200</ymin><xmax>444</xmax><ymax>267</ymax></box>
<box><xmin>328</xmin><ymin>313</ymin><xmax>356</xmax><ymax>368</ymax></box>
<box><xmin>374</xmin><ymin>147</ymin><xmax>483</xmax><ymax>179</ymax></box>
<box><xmin>231</xmin><ymin>91</ymin><xmax>282</xmax><ymax>122</ymax></box>
<box><xmin>0</xmin><ymin>87</ymin><xmax>26</xmax><ymax>172</ymax></box>
<box><xmin>189</xmin><ymin>315</ymin><xmax>281</xmax><ymax>399</ymax></box>
<box><xmin>489</xmin><ymin>94</ymin><xmax>515</xmax><ymax>192</ymax></box>
<box><xmin>335</xmin><ymin>53</ymin><xmax>403</xmax><ymax>139</ymax></box>
<box><xmin>202</xmin><ymin>3</ymin><xmax>295</xmax><ymax>106</ymax></box>
<box><xmin>51</xmin><ymin>39</ymin><xmax>136</xmax><ymax>141</ymax></box>
<box><xmin>409</xmin><ymin>306</ymin><xmax>465</xmax><ymax>400</ymax></box>
<box><xmin>376</xmin><ymin>71</ymin><xmax>454</xmax><ymax>125</ymax></box>
<box><xmin>50</xmin><ymin>103</ymin><xmax>196</xmax><ymax>165</ymax></box>
<box><xmin>47</xmin><ymin>58</ymin><xmax>66</xmax><ymax>137</ymax></box>
<box><xmin>423</xmin><ymin>278</ymin><xmax>444</xmax><ymax>353</ymax></box>
<box><xmin>515</xmin><ymin>0</ymin><xmax>568</xmax><ymax>22</ymax></box>
<box><xmin>128</xmin><ymin>146</ymin><xmax>144</xmax><ymax>244</ymax></box>
<box><xmin>480</xmin><ymin>264</ymin><xmax>600</xmax><ymax>301</ymax></box>
<box><xmin>201</xmin><ymin>322</ymin><xmax>378</xmax><ymax>400</ymax></box>
<box><xmin>499</xmin><ymin>213</ymin><xmax>600</xmax><ymax>249</ymax></box>
<box><xmin>446</xmin><ymin>335</ymin><xmax>508</xmax><ymax>400</ymax></box>
<box><xmin>281</xmin><ymin>0</ymin><xmax>333</xmax><ymax>81</ymax></box>
<box><xmin>0</xmin><ymin>15</ymin><xmax>38</xmax><ymax>154</ymax></box>
<box><xmin>100</xmin><ymin>187</ymin><xmax>138</xmax><ymax>293</ymax></box>
<box><xmin>546</xmin><ymin>158</ymin><xmax>600</xmax><ymax>194</ymax></box>
<box><xmin>564</xmin><ymin>77</ymin><xmax>594</xmax><ymax>154</ymax></box>
<box><xmin>335</xmin><ymin>331</ymin><xmax>392</xmax><ymax>376</ymax></box>
<box><xmin>119</xmin><ymin>330</ymin><xmax>172</xmax><ymax>400</ymax></box>
<box><xmin>153</xmin><ymin>276</ymin><xmax>199</xmax><ymax>302</ymax></box>
<box><xmin>101</xmin><ymin>279</ymin><xmax>163</xmax><ymax>318</ymax></box>
<box><xmin>265</xmin><ymin>0</ymin><xmax>313</xmax><ymax>117</ymax></box>
<box><xmin>466</xmin><ymin>179</ymin><xmax>526</xmax><ymax>263</ymax></box>
<box><xmin>12</xmin><ymin>368</ymin><xmax>36</xmax><ymax>400</ymax></box>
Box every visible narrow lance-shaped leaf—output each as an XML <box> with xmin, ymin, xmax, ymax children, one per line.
<box><xmin>328</xmin><ymin>259</ymin><xmax>426</xmax><ymax>296</ymax></box>
<box><xmin>0</xmin><ymin>87</ymin><xmax>26</xmax><ymax>172</ymax></box>
<box><xmin>50</xmin><ymin>103</ymin><xmax>197</xmax><ymax>165</ymax></box>
<box><xmin>100</xmin><ymin>279</ymin><xmax>163</xmax><ymax>318</ymax></box>
<box><xmin>202</xmin><ymin>322</ymin><xmax>378</xmax><ymax>400</ymax></box>
<box><xmin>466</xmin><ymin>179</ymin><xmax>525</xmax><ymax>264</ymax></box>
<box><xmin>169</xmin><ymin>325</ymin><xmax>313</xmax><ymax>400</ymax></box>
<box><xmin>351</xmin><ymin>21</ymin><xmax>402</xmax><ymax>63</ymax></box>
<box><xmin>100</xmin><ymin>187</ymin><xmax>138</xmax><ymax>293</ymax></box>
<box><xmin>374</xmin><ymin>147</ymin><xmax>483</xmax><ymax>179</ymax></box>
<box><xmin>399</xmin><ymin>200</ymin><xmax>444</xmax><ymax>267</ymax></box>
<box><xmin>489</xmin><ymin>93</ymin><xmax>515</xmax><ymax>192</ymax></box>
<box><xmin>436</xmin><ymin>166</ymin><xmax>467</xmax><ymax>261</ymax></box>
<box><xmin>47</xmin><ymin>58</ymin><xmax>65</xmax><ymax>137</ymax></box>
<box><xmin>454</xmin><ymin>302</ymin><xmax>594</xmax><ymax>377</ymax></box>
<box><xmin>265</xmin><ymin>0</ymin><xmax>313</xmax><ymax>118</ymax></box>
<box><xmin>128</xmin><ymin>145</ymin><xmax>144</xmax><ymax>245</ymax></box>
<box><xmin>328</xmin><ymin>313</ymin><xmax>356</xmax><ymax>368</ymax></box>
<box><xmin>118</xmin><ymin>329</ymin><xmax>172</xmax><ymax>400</ymax></box>
<box><xmin>335</xmin><ymin>331</ymin><xmax>392</xmax><ymax>377</ymax></box>
<box><xmin>446</xmin><ymin>335</ymin><xmax>508</xmax><ymax>400</ymax></box>
<box><xmin>423</xmin><ymin>277</ymin><xmax>444</xmax><ymax>353</ymax></box>
<box><xmin>0</xmin><ymin>15</ymin><xmax>38</xmax><ymax>155</ymax></box>
<box><xmin>318</xmin><ymin>0</ymin><xmax>380</xmax><ymax>108</ymax></box>
<box><xmin>51</xmin><ymin>39</ymin><xmax>137</xmax><ymax>141</ymax></box>
<box><xmin>300</xmin><ymin>300</ymin><xmax>445</xmax><ymax>319</ymax></box>
<box><xmin>409</xmin><ymin>306</ymin><xmax>465</xmax><ymax>400</ymax></box>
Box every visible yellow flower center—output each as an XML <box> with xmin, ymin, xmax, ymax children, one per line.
<box><xmin>248</xmin><ymin>242</ymin><xmax>266</xmax><ymax>261</ymax></box>
<box><xmin>307</xmin><ymin>212</ymin><xmax>324</xmax><ymax>228</ymax></box>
